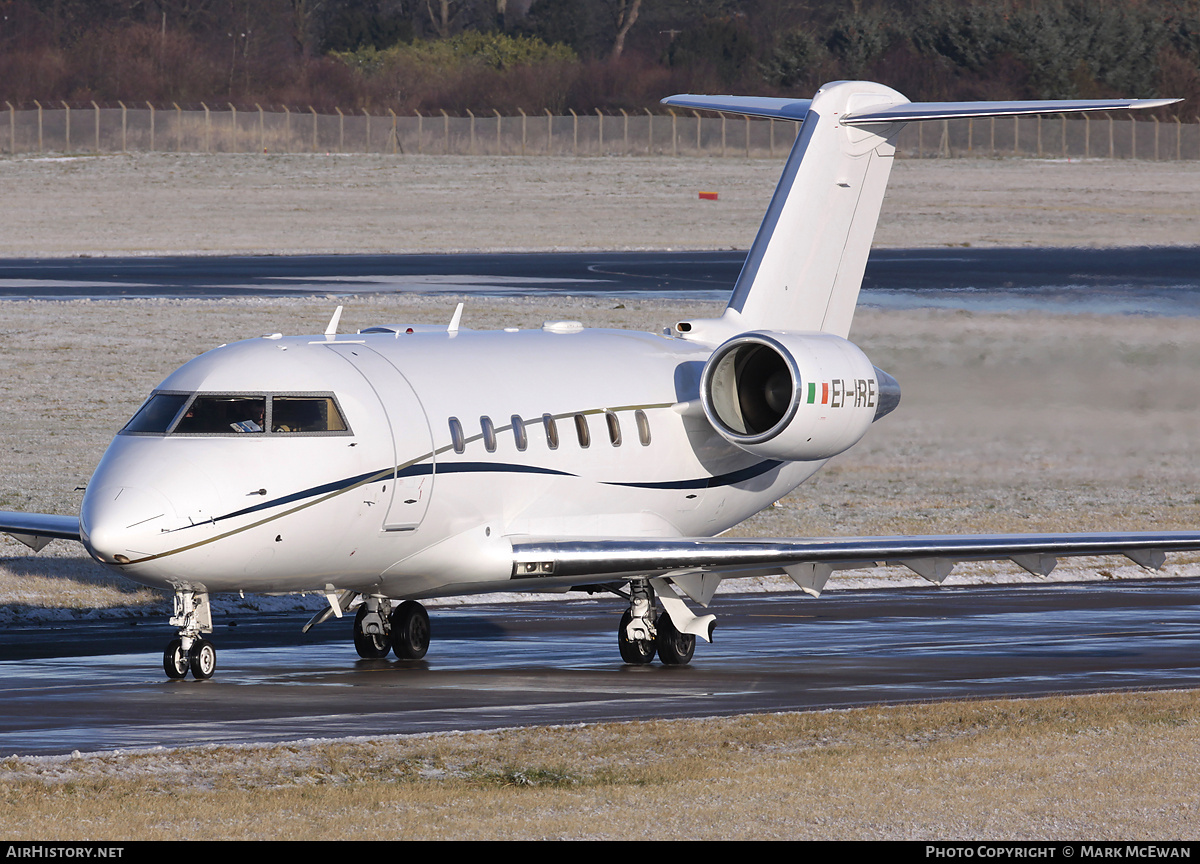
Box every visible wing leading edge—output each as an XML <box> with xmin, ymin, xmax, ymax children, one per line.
<box><xmin>0</xmin><ymin>511</ymin><xmax>83</xmax><ymax>552</ymax></box>
<box><xmin>512</xmin><ymin>531</ymin><xmax>1200</xmax><ymax>597</ymax></box>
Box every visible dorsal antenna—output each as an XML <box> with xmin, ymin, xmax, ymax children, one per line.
<box><xmin>324</xmin><ymin>305</ymin><xmax>344</xmax><ymax>338</ymax></box>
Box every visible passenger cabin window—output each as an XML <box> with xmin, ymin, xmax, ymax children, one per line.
<box><xmin>543</xmin><ymin>414</ymin><xmax>559</xmax><ymax>450</ymax></box>
<box><xmin>574</xmin><ymin>414</ymin><xmax>590</xmax><ymax>448</ymax></box>
<box><xmin>511</xmin><ymin>415</ymin><xmax>528</xmax><ymax>451</ymax></box>
<box><xmin>605</xmin><ymin>411</ymin><xmax>622</xmax><ymax>447</ymax></box>
<box><xmin>481</xmin><ymin>416</ymin><xmax>497</xmax><ymax>452</ymax></box>
<box><xmin>449</xmin><ymin>417</ymin><xmax>465</xmax><ymax>454</ymax></box>
<box><xmin>635</xmin><ymin>409</ymin><xmax>651</xmax><ymax>446</ymax></box>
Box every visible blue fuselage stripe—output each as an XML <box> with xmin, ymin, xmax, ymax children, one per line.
<box><xmin>181</xmin><ymin>458</ymin><xmax>782</xmax><ymax>530</ymax></box>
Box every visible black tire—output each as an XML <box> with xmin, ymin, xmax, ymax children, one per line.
<box><xmin>618</xmin><ymin>609</ymin><xmax>656</xmax><ymax>665</ymax></box>
<box><xmin>188</xmin><ymin>638</ymin><xmax>217</xmax><ymax>679</ymax></box>
<box><xmin>163</xmin><ymin>638</ymin><xmax>188</xmax><ymax>679</ymax></box>
<box><xmin>354</xmin><ymin>605</ymin><xmax>391</xmax><ymax>659</ymax></box>
<box><xmin>390</xmin><ymin>601</ymin><xmax>430</xmax><ymax>660</ymax></box>
<box><xmin>655</xmin><ymin>613</ymin><xmax>695</xmax><ymax>666</ymax></box>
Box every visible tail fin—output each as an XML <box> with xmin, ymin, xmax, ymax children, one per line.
<box><xmin>662</xmin><ymin>84</ymin><xmax>1178</xmax><ymax>340</ymax></box>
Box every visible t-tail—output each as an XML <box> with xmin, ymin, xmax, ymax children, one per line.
<box><xmin>662</xmin><ymin>82</ymin><xmax>1178</xmax><ymax>341</ymax></box>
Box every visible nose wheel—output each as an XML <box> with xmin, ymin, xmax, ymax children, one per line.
<box><xmin>163</xmin><ymin>639</ymin><xmax>188</xmax><ymax>679</ymax></box>
<box><xmin>163</xmin><ymin>589</ymin><xmax>217</xmax><ymax>680</ymax></box>
<box><xmin>188</xmin><ymin>638</ymin><xmax>217</xmax><ymax>678</ymax></box>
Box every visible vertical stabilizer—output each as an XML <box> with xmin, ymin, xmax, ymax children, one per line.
<box><xmin>722</xmin><ymin>81</ymin><xmax>905</xmax><ymax>338</ymax></box>
<box><xmin>661</xmin><ymin>85</ymin><xmax>1178</xmax><ymax>343</ymax></box>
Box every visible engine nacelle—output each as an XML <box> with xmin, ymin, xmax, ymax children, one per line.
<box><xmin>700</xmin><ymin>331</ymin><xmax>899</xmax><ymax>461</ymax></box>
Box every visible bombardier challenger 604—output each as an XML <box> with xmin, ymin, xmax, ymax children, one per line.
<box><xmin>3</xmin><ymin>81</ymin><xmax>1196</xmax><ymax>680</ymax></box>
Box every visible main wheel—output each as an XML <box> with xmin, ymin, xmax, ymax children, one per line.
<box><xmin>163</xmin><ymin>638</ymin><xmax>188</xmax><ymax>679</ymax></box>
<box><xmin>353</xmin><ymin>605</ymin><xmax>391</xmax><ymax>659</ymax></box>
<box><xmin>655</xmin><ymin>613</ymin><xmax>695</xmax><ymax>666</ymax></box>
<box><xmin>390</xmin><ymin>601</ymin><xmax>430</xmax><ymax>660</ymax></box>
<box><xmin>188</xmin><ymin>638</ymin><xmax>217</xmax><ymax>679</ymax></box>
<box><xmin>617</xmin><ymin>609</ymin><xmax>656</xmax><ymax>665</ymax></box>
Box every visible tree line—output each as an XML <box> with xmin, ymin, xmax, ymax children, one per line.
<box><xmin>1</xmin><ymin>1</ymin><xmax>1196</xmax><ymax>115</ymax></box>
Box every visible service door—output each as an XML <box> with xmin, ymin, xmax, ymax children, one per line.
<box><xmin>326</xmin><ymin>343</ymin><xmax>434</xmax><ymax>531</ymax></box>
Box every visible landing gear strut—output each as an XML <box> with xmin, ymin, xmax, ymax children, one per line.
<box><xmin>616</xmin><ymin>580</ymin><xmax>696</xmax><ymax>666</ymax></box>
<box><xmin>353</xmin><ymin>598</ymin><xmax>391</xmax><ymax>659</ymax></box>
<box><xmin>352</xmin><ymin>596</ymin><xmax>431</xmax><ymax>661</ymax></box>
<box><xmin>163</xmin><ymin>589</ymin><xmax>216</xmax><ymax>680</ymax></box>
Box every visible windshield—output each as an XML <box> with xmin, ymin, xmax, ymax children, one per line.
<box><xmin>175</xmin><ymin>396</ymin><xmax>267</xmax><ymax>434</ymax></box>
<box><xmin>123</xmin><ymin>393</ymin><xmax>190</xmax><ymax>434</ymax></box>
<box><xmin>121</xmin><ymin>392</ymin><xmax>350</xmax><ymax>436</ymax></box>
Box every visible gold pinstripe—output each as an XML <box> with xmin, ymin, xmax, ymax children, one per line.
<box><xmin>115</xmin><ymin>402</ymin><xmax>677</xmax><ymax>567</ymax></box>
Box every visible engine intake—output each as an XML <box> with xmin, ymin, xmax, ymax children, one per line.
<box><xmin>700</xmin><ymin>331</ymin><xmax>897</xmax><ymax>461</ymax></box>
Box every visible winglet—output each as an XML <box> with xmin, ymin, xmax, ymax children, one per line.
<box><xmin>448</xmin><ymin>302</ymin><xmax>464</xmax><ymax>334</ymax></box>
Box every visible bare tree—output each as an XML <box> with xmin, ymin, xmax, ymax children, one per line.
<box><xmin>425</xmin><ymin>0</ymin><xmax>466</xmax><ymax>37</ymax></box>
<box><xmin>290</xmin><ymin>0</ymin><xmax>324</xmax><ymax>56</ymax></box>
<box><xmin>611</xmin><ymin>0</ymin><xmax>642</xmax><ymax>58</ymax></box>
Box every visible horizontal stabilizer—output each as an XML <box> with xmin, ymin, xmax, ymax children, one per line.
<box><xmin>659</xmin><ymin>95</ymin><xmax>812</xmax><ymax>121</ymax></box>
<box><xmin>844</xmin><ymin>98</ymin><xmax>1180</xmax><ymax>125</ymax></box>
<box><xmin>659</xmin><ymin>94</ymin><xmax>1179</xmax><ymax>125</ymax></box>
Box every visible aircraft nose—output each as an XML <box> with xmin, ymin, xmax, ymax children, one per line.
<box><xmin>81</xmin><ymin>484</ymin><xmax>173</xmax><ymax>565</ymax></box>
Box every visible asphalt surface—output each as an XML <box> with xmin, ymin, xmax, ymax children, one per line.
<box><xmin>3</xmin><ymin>246</ymin><xmax>1200</xmax><ymax>756</ymax></box>
<box><xmin>1</xmin><ymin>578</ymin><xmax>1198</xmax><ymax>756</ymax></box>
<box><xmin>1</xmin><ymin>247</ymin><xmax>1200</xmax><ymax>314</ymax></box>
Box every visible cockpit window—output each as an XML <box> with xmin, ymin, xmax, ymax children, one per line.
<box><xmin>121</xmin><ymin>392</ymin><xmax>351</xmax><ymax>437</ymax></box>
<box><xmin>122</xmin><ymin>393</ymin><xmax>189</xmax><ymax>434</ymax></box>
<box><xmin>175</xmin><ymin>396</ymin><xmax>267</xmax><ymax>434</ymax></box>
<box><xmin>272</xmin><ymin>397</ymin><xmax>347</xmax><ymax>433</ymax></box>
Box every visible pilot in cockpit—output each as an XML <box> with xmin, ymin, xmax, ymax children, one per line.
<box><xmin>230</xmin><ymin>403</ymin><xmax>265</xmax><ymax>433</ymax></box>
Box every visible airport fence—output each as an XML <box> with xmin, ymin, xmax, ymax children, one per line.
<box><xmin>3</xmin><ymin>102</ymin><xmax>1199</xmax><ymax>160</ymax></box>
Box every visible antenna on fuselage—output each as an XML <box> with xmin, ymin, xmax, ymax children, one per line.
<box><xmin>447</xmin><ymin>302</ymin><xmax>464</xmax><ymax>334</ymax></box>
<box><xmin>324</xmin><ymin>305</ymin><xmax>344</xmax><ymax>339</ymax></box>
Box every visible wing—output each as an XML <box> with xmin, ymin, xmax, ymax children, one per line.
<box><xmin>511</xmin><ymin>530</ymin><xmax>1200</xmax><ymax>598</ymax></box>
<box><xmin>0</xmin><ymin>510</ymin><xmax>83</xmax><ymax>552</ymax></box>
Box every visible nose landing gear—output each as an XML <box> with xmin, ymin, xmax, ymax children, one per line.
<box><xmin>163</xmin><ymin>590</ymin><xmax>216</xmax><ymax>680</ymax></box>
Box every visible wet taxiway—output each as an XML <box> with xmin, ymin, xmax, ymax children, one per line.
<box><xmin>1</xmin><ymin>578</ymin><xmax>1198</xmax><ymax>756</ymax></box>
<box><xmin>2</xmin><ymin>247</ymin><xmax>1200</xmax><ymax>315</ymax></box>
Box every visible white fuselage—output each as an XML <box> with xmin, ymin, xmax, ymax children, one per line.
<box><xmin>80</xmin><ymin>326</ymin><xmax>829</xmax><ymax>598</ymax></box>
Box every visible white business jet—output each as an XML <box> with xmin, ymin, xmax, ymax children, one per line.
<box><xmin>4</xmin><ymin>81</ymin><xmax>1198</xmax><ymax>680</ymax></box>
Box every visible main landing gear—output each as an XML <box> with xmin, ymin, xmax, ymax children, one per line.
<box><xmin>163</xmin><ymin>589</ymin><xmax>217</xmax><ymax>680</ymax></box>
<box><xmin>352</xmin><ymin>596</ymin><xmax>431</xmax><ymax>661</ymax></box>
<box><xmin>617</xmin><ymin>580</ymin><xmax>696</xmax><ymax>666</ymax></box>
